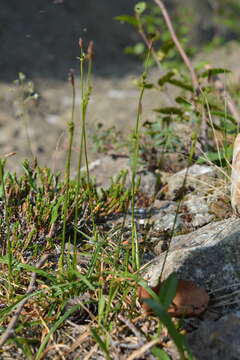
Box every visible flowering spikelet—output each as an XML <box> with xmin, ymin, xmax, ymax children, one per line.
<box><xmin>79</xmin><ymin>38</ymin><xmax>83</xmax><ymax>49</ymax></box>
<box><xmin>231</xmin><ymin>134</ymin><xmax>240</xmax><ymax>215</ymax></box>
<box><xmin>87</xmin><ymin>40</ymin><xmax>94</xmax><ymax>60</ymax></box>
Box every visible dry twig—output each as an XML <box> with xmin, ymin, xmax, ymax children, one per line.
<box><xmin>126</xmin><ymin>338</ymin><xmax>160</xmax><ymax>360</ymax></box>
<box><xmin>118</xmin><ymin>314</ymin><xmax>145</xmax><ymax>345</ymax></box>
<box><xmin>153</xmin><ymin>0</ymin><xmax>200</xmax><ymax>92</ymax></box>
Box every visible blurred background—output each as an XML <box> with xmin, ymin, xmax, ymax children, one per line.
<box><xmin>1</xmin><ymin>0</ymin><xmax>240</xmax><ymax>81</ymax></box>
<box><xmin>0</xmin><ymin>0</ymin><xmax>240</xmax><ymax>174</ymax></box>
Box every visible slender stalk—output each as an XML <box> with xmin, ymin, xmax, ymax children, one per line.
<box><xmin>153</xmin><ymin>0</ymin><xmax>200</xmax><ymax>93</ymax></box>
<box><xmin>131</xmin><ymin>47</ymin><xmax>152</xmax><ymax>271</ymax></box>
<box><xmin>60</xmin><ymin>71</ymin><xmax>75</xmax><ymax>269</ymax></box>
<box><xmin>73</xmin><ymin>40</ymin><xmax>94</xmax><ymax>268</ymax></box>
<box><xmin>0</xmin><ymin>159</ymin><xmax>13</xmax><ymax>293</ymax></box>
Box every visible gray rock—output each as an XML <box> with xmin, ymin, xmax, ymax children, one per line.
<box><xmin>151</xmin><ymin>202</ymin><xmax>182</xmax><ymax>233</ymax></box>
<box><xmin>138</xmin><ymin>171</ymin><xmax>157</xmax><ymax>197</ymax></box>
<box><xmin>187</xmin><ymin>312</ymin><xmax>240</xmax><ymax>360</ymax></box>
<box><xmin>142</xmin><ymin>216</ymin><xmax>240</xmax><ymax>289</ymax></box>
<box><xmin>166</xmin><ymin>164</ymin><xmax>217</xmax><ymax>199</ymax></box>
<box><xmin>182</xmin><ymin>195</ymin><xmax>214</xmax><ymax>228</ymax></box>
<box><xmin>151</xmin><ymin>195</ymin><xmax>213</xmax><ymax>252</ymax></box>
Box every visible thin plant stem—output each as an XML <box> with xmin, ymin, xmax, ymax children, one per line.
<box><xmin>131</xmin><ymin>46</ymin><xmax>152</xmax><ymax>271</ymax></box>
<box><xmin>73</xmin><ymin>40</ymin><xmax>94</xmax><ymax>268</ymax></box>
<box><xmin>0</xmin><ymin>159</ymin><xmax>12</xmax><ymax>290</ymax></box>
<box><xmin>153</xmin><ymin>0</ymin><xmax>200</xmax><ymax>93</ymax></box>
<box><xmin>73</xmin><ymin>44</ymin><xmax>85</xmax><ymax>268</ymax></box>
<box><xmin>60</xmin><ymin>71</ymin><xmax>76</xmax><ymax>269</ymax></box>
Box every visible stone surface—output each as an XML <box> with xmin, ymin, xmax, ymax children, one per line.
<box><xmin>181</xmin><ymin>194</ymin><xmax>214</xmax><ymax>228</ymax></box>
<box><xmin>142</xmin><ymin>216</ymin><xmax>240</xmax><ymax>289</ymax></box>
<box><xmin>187</xmin><ymin>312</ymin><xmax>240</xmax><ymax>360</ymax></box>
<box><xmin>151</xmin><ymin>201</ymin><xmax>182</xmax><ymax>233</ymax></box>
<box><xmin>165</xmin><ymin>164</ymin><xmax>217</xmax><ymax>200</ymax></box>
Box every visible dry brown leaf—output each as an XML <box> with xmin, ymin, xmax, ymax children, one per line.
<box><xmin>231</xmin><ymin>134</ymin><xmax>240</xmax><ymax>215</ymax></box>
<box><xmin>168</xmin><ymin>280</ymin><xmax>209</xmax><ymax>317</ymax></box>
<box><xmin>138</xmin><ymin>279</ymin><xmax>209</xmax><ymax>317</ymax></box>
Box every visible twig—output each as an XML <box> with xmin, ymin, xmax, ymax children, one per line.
<box><xmin>83</xmin><ymin>344</ymin><xmax>98</xmax><ymax>360</ymax></box>
<box><xmin>118</xmin><ymin>314</ymin><xmax>145</xmax><ymax>345</ymax></box>
<box><xmin>0</xmin><ymin>254</ymin><xmax>50</xmax><ymax>347</ymax></box>
<box><xmin>153</xmin><ymin>0</ymin><xmax>200</xmax><ymax>93</ymax></box>
<box><xmin>126</xmin><ymin>338</ymin><xmax>160</xmax><ymax>360</ymax></box>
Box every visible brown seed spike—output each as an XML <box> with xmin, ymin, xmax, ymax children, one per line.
<box><xmin>87</xmin><ymin>40</ymin><xmax>94</xmax><ymax>60</ymax></box>
<box><xmin>231</xmin><ymin>134</ymin><xmax>240</xmax><ymax>215</ymax></box>
<box><xmin>79</xmin><ymin>38</ymin><xmax>83</xmax><ymax>49</ymax></box>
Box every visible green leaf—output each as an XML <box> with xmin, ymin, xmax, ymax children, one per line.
<box><xmin>19</xmin><ymin>263</ymin><xmax>56</xmax><ymax>282</ymax></box>
<box><xmin>114</xmin><ymin>15</ymin><xmax>138</xmax><ymax>27</ymax></box>
<box><xmin>144</xmin><ymin>299</ymin><xmax>193</xmax><ymax>359</ymax></box>
<box><xmin>135</xmin><ymin>2</ymin><xmax>147</xmax><ymax>15</ymax></box>
<box><xmin>143</xmin><ymin>82</ymin><xmax>154</xmax><ymax>89</ymax></box>
<box><xmin>158</xmin><ymin>273</ymin><xmax>178</xmax><ymax>310</ymax></box>
<box><xmin>137</xmin><ymin>279</ymin><xmax>160</xmax><ymax>302</ymax></box>
<box><xmin>168</xmin><ymin>79</ymin><xmax>194</xmax><ymax>92</ymax></box>
<box><xmin>161</xmin><ymin>40</ymin><xmax>175</xmax><ymax>54</ymax></box>
<box><xmin>201</xmin><ymin>67</ymin><xmax>231</xmax><ymax>78</ymax></box>
<box><xmin>151</xmin><ymin>347</ymin><xmax>171</xmax><ymax>360</ymax></box>
<box><xmin>91</xmin><ymin>328</ymin><xmax>111</xmax><ymax>360</ymax></box>
<box><xmin>158</xmin><ymin>71</ymin><xmax>175</xmax><ymax>86</ymax></box>
<box><xmin>153</xmin><ymin>107</ymin><xmax>183</xmax><ymax>115</ymax></box>
<box><xmin>50</xmin><ymin>195</ymin><xmax>64</xmax><ymax>224</ymax></box>
<box><xmin>175</xmin><ymin>96</ymin><xmax>192</xmax><ymax>106</ymax></box>
<box><xmin>211</xmin><ymin>111</ymin><xmax>237</xmax><ymax>124</ymax></box>
<box><xmin>124</xmin><ymin>42</ymin><xmax>145</xmax><ymax>55</ymax></box>
<box><xmin>197</xmin><ymin>146</ymin><xmax>233</xmax><ymax>164</ymax></box>
<box><xmin>22</xmin><ymin>162</ymin><xmax>37</xmax><ymax>192</ymax></box>
<box><xmin>198</xmin><ymin>151</ymin><xmax>222</xmax><ymax>163</ymax></box>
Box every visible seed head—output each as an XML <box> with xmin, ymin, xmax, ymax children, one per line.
<box><xmin>79</xmin><ymin>38</ymin><xmax>83</xmax><ymax>49</ymax></box>
<box><xmin>87</xmin><ymin>40</ymin><xmax>94</xmax><ymax>60</ymax></box>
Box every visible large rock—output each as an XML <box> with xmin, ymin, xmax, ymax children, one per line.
<box><xmin>187</xmin><ymin>312</ymin><xmax>240</xmax><ymax>360</ymax></box>
<box><xmin>142</xmin><ymin>216</ymin><xmax>240</xmax><ymax>290</ymax></box>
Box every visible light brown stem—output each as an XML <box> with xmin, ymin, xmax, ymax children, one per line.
<box><xmin>153</xmin><ymin>0</ymin><xmax>200</xmax><ymax>92</ymax></box>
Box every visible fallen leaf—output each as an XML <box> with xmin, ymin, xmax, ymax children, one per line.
<box><xmin>138</xmin><ymin>279</ymin><xmax>209</xmax><ymax>317</ymax></box>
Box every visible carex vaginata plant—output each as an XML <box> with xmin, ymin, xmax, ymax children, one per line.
<box><xmin>60</xmin><ymin>69</ymin><xmax>76</xmax><ymax>269</ymax></box>
<box><xmin>73</xmin><ymin>39</ymin><xmax>95</xmax><ymax>269</ymax></box>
